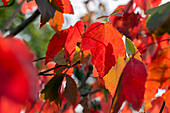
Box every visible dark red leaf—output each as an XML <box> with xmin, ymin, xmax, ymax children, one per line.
<box><xmin>110</xmin><ymin>57</ymin><xmax>147</xmax><ymax>113</ymax></box>
<box><xmin>122</xmin><ymin>57</ymin><xmax>147</xmax><ymax>110</ymax></box>
<box><xmin>109</xmin><ymin>12</ymin><xmax>142</xmax><ymax>39</ymax></box>
<box><xmin>63</xmin><ymin>74</ymin><xmax>78</xmax><ymax>104</ymax></box>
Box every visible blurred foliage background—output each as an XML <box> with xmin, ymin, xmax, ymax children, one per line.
<box><xmin>0</xmin><ymin>0</ymin><xmax>55</xmax><ymax>59</ymax></box>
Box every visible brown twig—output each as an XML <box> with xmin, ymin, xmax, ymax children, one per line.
<box><xmin>159</xmin><ymin>101</ymin><xmax>165</xmax><ymax>113</ymax></box>
<box><xmin>7</xmin><ymin>9</ymin><xmax>40</xmax><ymax>37</ymax></box>
<box><xmin>38</xmin><ymin>65</ymin><xmax>67</xmax><ymax>75</ymax></box>
<box><xmin>33</xmin><ymin>57</ymin><xmax>46</xmax><ymax>62</ymax></box>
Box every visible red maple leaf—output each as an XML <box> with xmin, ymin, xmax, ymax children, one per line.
<box><xmin>45</xmin><ymin>21</ymin><xmax>84</xmax><ymax>64</ymax></box>
<box><xmin>81</xmin><ymin>22</ymin><xmax>126</xmax><ymax>78</ymax></box>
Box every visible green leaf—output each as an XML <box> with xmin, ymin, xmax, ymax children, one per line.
<box><xmin>63</xmin><ymin>75</ymin><xmax>78</xmax><ymax>104</ymax></box>
<box><xmin>41</xmin><ymin>73</ymin><xmax>64</xmax><ymax>106</ymax></box>
<box><xmin>53</xmin><ymin>48</ymin><xmax>68</xmax><ymax>65</ymax></box>
<box><xmin>125</xmin><ymin>38</ymin><xmax>136</xmax><ymax>55</ymax></box>
<box><xmin>145</xmin><ymin>2</ymin><xmax>170</xmax><ymax>33</ymax></box>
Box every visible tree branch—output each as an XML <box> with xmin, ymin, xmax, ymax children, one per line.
<box><xmin>7</xmin><ymin>9</ymin><xmax>40</xmax><ymax>37</ymax></box>
<box><xmin>160</xmin><ymin>101</ymin><xmax>165</xmax><ymax>113</ymax></box>
<box><xmin>38</xmin><ymin>64</ymin><xmax>67</xmax><ymax>75</ymax></box>
<box><xmin>33</xmin><ymin>57</ymin><xmax>46</xmax><ymax>62</ymax></box>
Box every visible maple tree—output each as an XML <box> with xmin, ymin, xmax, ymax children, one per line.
<box><xmin>0</xmin><ymin>0</ymin><xmax>170</xmax><ymax>113</ymax></box>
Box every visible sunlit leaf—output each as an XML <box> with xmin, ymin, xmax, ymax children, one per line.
<box><xmin>49</xmin><ymin>10</ymin><xmax>64</xmax><ymax>32</ymax></box>
<box><xmin>103</xmin><ymin>57</ymin><xmax>126</xmax><ymax>97</ymax></box>
<box><xmin>81</xmin><ymin>22</ymin><xmax>126</xmax><ymax>78</ymax></box>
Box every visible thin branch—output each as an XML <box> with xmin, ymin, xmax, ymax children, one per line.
<box><xmin>0</xmin><ymin>0</ymin><xmax>15</xmax><ymax>8</ymax></box>
<box><xmin>81</xmin><ymin>88</ymin><xmax>103</xmax><ymax>96</ymax></box>
<box><xmin>2</xmin><ymin>0</ymin><xmax>24</xmax><ymax>32</ymax></box>
<box><xmin>134</xmin><ymin>38</ymin><xmax>170</xmax><ymax>57</ymax></box>
<box><xmin>33</xmin><ymin>57</ymin><xmax>46</xmax><ymax>62</ymax></box>
<box><xmin>39</xmin><ymin>73</ymin><xmax>54</xmax><ymax>76</ymax></box>
<box><xmin>7</xmin><ymin>9</ymin><xmax>40</xmax><ymax>37</ymax></box>
<box><xmin>38</xmin><ymin>64</ymin><xmax>67</xmax><ymax>75</ymax></box>
<box><xmin>159</xmin><ymin>101</ymin><xmax>165</xmax><ymax>113</ymax></box>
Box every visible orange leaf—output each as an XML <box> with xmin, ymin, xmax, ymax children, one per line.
<box><xmin>49</xmin><ymin>10</ymin><xmax>64</xmax><ymax>32</ymax></box>
<box><xmin>147</xmin><ymin>97</ymin><xmax>170</xmax><ymax>113</ymax></box>
<box><xmin>81</xmin><ymin>22</ymin><xmax>126</xmax><ymax>78</ymax></box>
<box><xmin>19</xmin><ymin>0</ymin><xmax>37</xmax><ymax>14</ymax></box>
<box><xmin>121</xmin><ymin>102</ymin><xmax>132</xmax><ymax>113</ymax></box>
<box><xmin>158</xmin><ymin>33</ymin><xmax>170</xmax><ymax>50</ymax></box>
<box><xmin>103</xmin><ymin>57</ymin><xmax>126</xmax><ymax>97</ymax></box>
<box><xmin>163</xmin><ymin>89</ymin><xmax>170</xmax><ymax>109</ymax></box>
<box><xmin>144</xmin><ymin>48</ymin><xmax>170</xmax><ymax>110</ymax></box>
